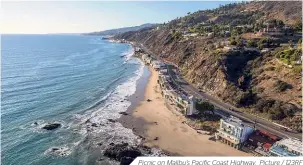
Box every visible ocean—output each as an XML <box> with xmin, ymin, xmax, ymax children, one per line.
<box><xmin>1</xmin><ymin>34</ymin><xmax>147</xmax><ymax>165</ymax></box>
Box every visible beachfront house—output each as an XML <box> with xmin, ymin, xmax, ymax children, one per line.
<box><xmin>159</xmin><ymin>62</ymin><xmax>166</xmax><ymax>69</ymax></box>
<box><xmin>158</xmin><ymin>74</ymin><xmax>197</xmax><ymax>116</ymax></box>
<box><xmin>246</xmin><ymin>130</ymin><xmax>281</xmax><ymax>156</ymax></box>
<box><xmin>269</xmin><ymin>138</ymin><xmax>303</xmax><ymax>157</ymax></box>
<box><xmin>159</xmin><ymin>69</ymin><xmax>168</xmax><ymax>75</ymax></box>
<box><xmin>215</xmin><ymin>116</ymin><xmax>254</xmax><ymax>149</ymax></box>
<box><xmin>142</xmin><ymin>54</ymin><xmax>151</xmax><ymax>64</ymax></box>
<box><xmin>135</xmin><ymin>47</ymin><xmax>143</xmax><ymax>53</ymax></box>
<box><xmin>151</xmin><ymin>60</ymin><xmax>161</xmax><ymax>70</ymax></box>
<box><xmin>186</xmin><ymin>96</ymin><xmax>198</xmax><ymax>116</ymax></box>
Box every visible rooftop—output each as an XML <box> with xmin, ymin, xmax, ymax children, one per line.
<box><xmin>270</xmin><ymin>145</ymin><xmax>297</xmax><ymax>157</ymax></box>
<box><xmin>276</xmin><ymin>138</ymin><xmax>303</xmax><ymax>153</ymax></box>
<box><xmin>222</xmin><ymin>116</ymin><xmax>246</xmax><ymax>128</ymax></box>
<box><xmin>247</xmin><ymin>130</ymin><xmax>280</xmax><ymax>147</ymax></box>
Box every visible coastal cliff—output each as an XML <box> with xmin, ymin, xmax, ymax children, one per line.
<box><xmin>114</xmin><ymin>1</ymin><xmax>302</xmax><ymax>131</ymax></box>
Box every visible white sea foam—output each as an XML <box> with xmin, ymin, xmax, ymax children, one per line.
<box><xmin>56</xmin><ymin>45</ymin><xmax>162</xmax><ymax>160</ymax></box>
<box><xmin>81</xmin><ymin>56</ymin><xmax>144</xmax><ymax>134</ymax></box>
<box><xmin>44</xmin><ymin>145</ymin><xmax>72</xmax><ymax>157</ymax></box>
<box><xmin>123</xmin><ymin>45</ymin><xmax>135</xmax><ymax>61</ymax></box>
<box><xmin>66</xmin><ymin>50</ymin><xmax>145</xmax><ymax>153</ymax></box>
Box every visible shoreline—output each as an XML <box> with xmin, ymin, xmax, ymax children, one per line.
<box><xmin>119</xmin><ymin>62</ymin><xmax>249</xmax><ymax>156</ymax></box>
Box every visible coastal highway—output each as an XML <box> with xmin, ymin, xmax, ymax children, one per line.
<box><xmin>133</xmin><ymin>42</ymin><xmax>302</xmax><ymax>140</ymax></box>
<box><xmin>166</xmin><ymin>65</ymin><xmax>302</xmax><ymax>140</ymax></box>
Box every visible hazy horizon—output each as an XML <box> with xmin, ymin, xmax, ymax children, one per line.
<box><xmin>1</xmin><ymin>1</ymin><xmax>235</xmax><ymax>34</ymax></box>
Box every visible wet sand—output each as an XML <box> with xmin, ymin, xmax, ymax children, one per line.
<box><xmin>119</xmin><ymin>66</ymin><xmax>249</xmax><ymax>156</ymax></box>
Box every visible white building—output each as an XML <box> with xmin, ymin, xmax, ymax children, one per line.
<box><xmin>215</xmin><ymin>116</ymin><xmax>254</xmax><ymax>149</ymax></box>
<box><xmin>207</xmin><ymin>32</ymin><xmax>214</xmax><ymax>37</ymax></box>
<box><xmin>269</xmin><ymin>138</ymin><xmax>303</xmax><ymax>157</ymax></box>
<box><xmin>261</xmin><ymin>48</ymin><xmax>270</xmax><ymax>53</ymax></box>
<box><xmin>142</xmin><ymin>54</ymin><xmax>154</xmax><ymax>65</ymax></box>
<box><xmin>244</xmin><ymin>47</ymin><xmax>260</xmax><ymax>53</ymax></box>
<box><xmin>151</xmin><ymin>60</ymin><xmax>161</xmax><ymax>70</ymax></box>
<box><xmin>142</xmin><ymin>54</ymin><xmax>149</xmax><ymax>64</ymax></box>
<box><xmin>223</xmin><ymin>46</ymin><xmax>238</xmax><ymax>51</ymax></box>
<box><xmin>186</xmin><ymin>96</ymin><xmax>198</xmax><ymax>116</ymax></box>
<box><xmin>159</xmin><ymin>69</ymin><xmax>168</xmax><ymax>75</ymax></box>
<box><xmin>135</xmin><ymin>47</ymin><xmax>142</xmax><ymax>52</ymax></box>
<box><xmin>158</xmin><ymin>74</ymin><xmax>197</xmax><ymax>116</ymax></box>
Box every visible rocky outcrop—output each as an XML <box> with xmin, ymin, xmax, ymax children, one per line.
<box><xmin>104</xmin><ymin>143</ymin><xmax>152</xmax><ymax>165</ymax></box>
<box><xmin>42</xmin><ymin>123</ymin><xmax>61</xmax><ymax>130</ymax></box>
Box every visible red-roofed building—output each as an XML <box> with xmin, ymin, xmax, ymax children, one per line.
<box><xmin>246</xmin><ymin>130</ymin><xmax>281</xmax><ymax>156</ymax></box>
<box><xmin>247</xmin><ymin>130</ymin><xmax>281</xmax><ymax>148</ymax></box>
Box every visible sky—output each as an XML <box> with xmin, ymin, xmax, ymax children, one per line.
<box><xmin>1</xmin><ymin>1</ymin><xmax>235</xmax><ymax>34</ymax></box>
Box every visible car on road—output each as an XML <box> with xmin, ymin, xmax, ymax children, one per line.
<box><xmin>279</xmin><ymin>127</ymin><xmax>288</xmax><ymax>132</ymax></box>
<box><xmin>228</xmin><ymin>107</ymin><xmax>235</xmax><ymax>112</ymax></box>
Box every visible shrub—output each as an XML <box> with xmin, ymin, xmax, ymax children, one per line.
<box><xmin>268</xmin><ymin>101</ymin><xmax>285</xmax><ymax>120</ymax></box>
<box><xmin>293</xmin><ymin>65</ymin><xmax>302</xmax><ymax>73</ymax></box>
<box><xmin>273</xmin><ymin>80</ymin><xmax>292</xmax><ymax>92</ymax></box>
<box><xmin>235</xmin><ymin>90</ymin><xmax>256</xmax><ymax>106</ymax></box>
<box><xmin>196</xmin><ymin>101</ymin><xmax>215</xmax><ymax>115</ymax></box>
<box><xmin>255</xmin><ymin>99</ymin><xmax>275</xmax><ymax>113</ymax></box>
<box><xmin>247</xmin><ymin>40</ymin><xmax>257</xmax><ymax>47</ymax></box>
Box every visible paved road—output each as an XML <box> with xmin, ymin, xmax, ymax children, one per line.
<box><xmin>167</xmin><ymin>65</ymin><xmax>302</xmax><ymax>139</ymax></box>
<box><xmin>135</xmin><ymin>42</ymin><xmax>302</xmax><ymax>140</ymax></box>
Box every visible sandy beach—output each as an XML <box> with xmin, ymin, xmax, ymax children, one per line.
<box><xmin>120</xmin><ymin>66</ymin><xmax>249</xmax><ymax>156</ymax></box>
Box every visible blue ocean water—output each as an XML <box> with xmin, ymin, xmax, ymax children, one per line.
<box><xmin>1</xmin><ymin>34</ymin><xmax>144</xmax><ymax>165</ymax></box>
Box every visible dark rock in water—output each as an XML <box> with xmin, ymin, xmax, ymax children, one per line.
<box><xmin>107</xmin><ymin>119</ymin><xmax>116</xmax><ymax>123</ymax></box>
<box><xmin>109</xmin><ymin>143</ymin><xmax>115</xmax><ymax>146</ymax></box>
<box><xmin>52</xmin><ymin>147</ymin><xmax>60</xmax><ymax>151</ymax></box>
<box><xmin>91</xmin><ymin>123</ymin><xmax>98</xmax><ymax>127</ymax></box>
<box><xmin>42</xmin><ymin>123</ymin><xmax>61</xmax><ymax>130</ymax></box>
<box><xmin>34</xmin><ymin>122</ymin><xmax>38</xmax><ymax>125</ymax></box>
<box><xmin>147</xmin><ymin>99</ymin><xmax>152</xmax><ymax>102</ymax></box>
<box><xmin>121</xmin><ymin>100</ymin><xmax>124</xmax><ymax>102</ymax></box>
<box><xmin>104</xmin><ymin>143</ymin><xmax>141</xmax><ymax>165</ymax></box>
<box><xmin>97</xmin><ymin>142</ymin><xmax>103</xmax><ymax>146</ymax></box>
<box><xmin>119</xmin><ymin>112</ymin><xmax>128</xmax><ymax>115</ymax></box>
<box><xmin>120</xmin><ymin>157</ymin><xmax>134</xmax><ymax>165</ymax></box>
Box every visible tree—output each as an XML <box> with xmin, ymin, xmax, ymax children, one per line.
<box><xmin>257</xmin><ymin>38</ymin><xmax>266</xmax><ymax>49</ymax></box>
<box><xmin>297</xmin><ymin>38</ymin><xmax>302</xmax><ymax>47</ymax></box>
<box><xmin>236</xmin><ymin>37</ymin><xmax>244</xmax><ymax>47</ymax></box>
<box><xmin>294</xmin><ymin>20</ymin><xmax>302</xmax><ymax>31</ymax></box>
<box><xmin>230</xmin><ymin>37</ymin><xmax>237</xmax><ymax>45</ymax></box>
<box><xmin>196</xmin><ymin>101</ymin><xmax>215</xmax><ymax>115</ymax></box>
<box><xmin>247</xmin><ymin>40</ymin><xmax>256</xmax><ymax>47</ymax></box>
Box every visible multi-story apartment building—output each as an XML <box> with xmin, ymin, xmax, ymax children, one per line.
<box><xmin>215</xmin><ymin>116</ymin><xmax>254</xmax><ymax>149</ymax></box>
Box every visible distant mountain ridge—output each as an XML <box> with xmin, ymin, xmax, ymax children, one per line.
<box><xmin>85</xmin><ymin>23</ymin><xmax>158</xmax><ymax>36</ymax></box>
